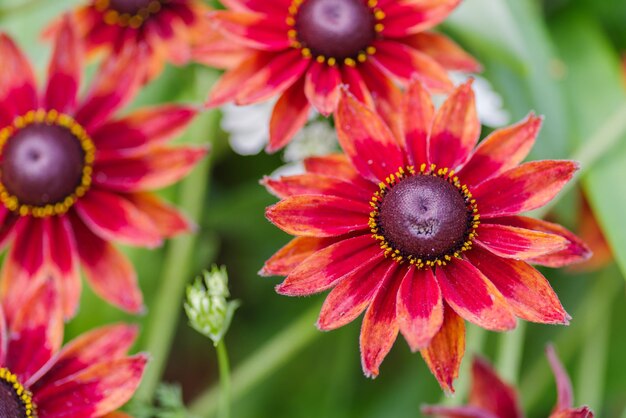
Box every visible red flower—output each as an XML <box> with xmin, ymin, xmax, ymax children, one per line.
<box><xmin>63</xmin><ymin>0</ymin><xmax>243</xmax><ymax>79</ymax></box>
<box><xmin>203</xmin><ymin>0</ymin><xmax>480</xmax><ymax>152</ymax></box>
<box><xmin>422</xmin><ymin>346</ymin><xmax>594</xmax><ymax>418</ymax></box>
<box><xmin>0</xmin><ymin>18</ymin><xmax>206</xmax><ymax>321</ymax></box>
<box><xmin>261</xmin><ymin>80</ymin><xmax>590</xmax><ymax>390</ymax></box>
<box><xmin>0</xmin><ymin>279</ymin><xmax>147</xmax><ymax>417</ymax></box>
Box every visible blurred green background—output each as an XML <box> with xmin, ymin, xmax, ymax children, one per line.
<box><xmin>0</xmin><ymin>0</ymin><xmax>625</xmax><ymax>417</ymax></box>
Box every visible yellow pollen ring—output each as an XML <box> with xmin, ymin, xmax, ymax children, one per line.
<box><xmin>95</xmin><ymin>0</ymin><xmax>164</xmax><ymax>28</ymax></box>
<box><xmin>368</xmin><ymin>164</ymin><xmax>480</xmax><ymax>269</ymax></box>
<box><xmin>0</xmin><ymin>367</ymin><xmax>36</xmax><ymax>417</ymax></box>
<box><xmin>286</xmin><ymin>0</ymin><xmax>385</xmax><ymax>67</ymax></box>
<box><xmin>0</xmin><ymin>109</ymin><xmax>95</xmax><ymax>218</ymax></box>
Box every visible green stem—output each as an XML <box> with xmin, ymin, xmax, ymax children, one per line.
<box><xmin>189</xmin><ymin>304</ymin><xmax>321</xmax><ymax>417</ymax></box>
<box><xmin>136</xmin><ymin>69</ymin><xmax>220</xmax><ymax>402</ymax></box>
<box><xmin>216</xmin><ymin>340</ymin><xmax>232</xmax><ymax>418</ymax></box>
<box><xmin>495</xmin><ymin>321</ymin><xmax>526</xmax><ymax>384</ymax></box>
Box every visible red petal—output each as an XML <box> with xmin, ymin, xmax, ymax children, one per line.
<box><xmin>466</xmin><ymin>247</ymin><xmax>569</xmax><ymax>324</ymax></box>
<box><xmin>94</xmin><ymin>146</ymin><xmax>207</xmax><ymax>192</ymax></box>
<box><xmin>75</xmin><ymin>45</ymin><xmax>148</xmax><ymax>131</ymax></box>
<box><xmin>436</xmin><ymin>258</ymin><xmax>516</xmax><ymax>331</ymax></box>
<box><xmin>91</xmin><ymin>105</ymin><xmax>197</xmax><ymax>152</ymax></box>
<box><xmin>276</xmin><ymin>235</ymin><xmax>382</xmax><ymax>296</ymax></box>
<box><xmin>371</xmin><ymin>40</ymin><xmax>452</xmax><ymax>92</ymax></box>
<box><xmin>34</xmin><ymin>355</ymin><xmax>148</xmax><ymax>417</ymax></box>
<box><xmin>360</xmin><ymin>267</ymin><xmax>402</xmax><ymax>378</ymax></box>
<box><xmin>403</xmin><ymin>79</ymin><xmax>434</xmax><ymax>166</ymax></box>
<box><xmin>212</xmin><ymin>11</ymin><xmax>290</xmax><ymax>51</ymax></box>
<box><xmin>8</xmin><ymin>278</ymin><xmax>63</xmax><ymax>385</ymax></box>
<box><xmin>236</xmin><ymin>49</ymin><xmax>309</xmax><ymax>105</ymax></box>
<box><xmin>76</xmin><ymin>190</ymin><xmax>162</xmax><ymax>247</ymax></box>
<box><xmin>303</xmin><ymin>154</ymin><xmax>360</xmax><ymax>182</ymax></box>
<box><xmin>550</xmin><ymin>407</ymin><xmax>594</xmax><ymax>418</ymax></box>
<box><xmin>382</xmin><ymin>0</ymin><xmax>461</xmax><ymax>35</ymax></box>
<box><xmin>265</xmin><ymin>195</ymin><xmax>370</xmax><ymax>237</ymax></box>
<box><xmin>397</xmin><ymin>267</ymin><xmax>443</xmax><ymax>351</ymax></box>
<box><xmin>45</xmin><ymin>16</ymin><xmax>81</xmax><ymax>113</ymax></box>
<box><xmin>476</xmin><ymin>223</ymin><xmax>568</xmax><ymax>259</ymax></box>
<box><xmin>420</xmin><ymin>304</ymin><xmax>465</xmax><ymax>394</ymax></box>
<box><xmin>126</xmin><ymin>193</ymin><xmax>193</xmax><ymax>237</ymax></box>
<box><xmin>0</xmin><ymin>34</ymin><xmax>37</xmax><ymax>120</ymax></box>
<box><xmin>422</xmin><ymin>405</ymin><xmax>497</xmax><ymax>418</ymax></box>
<box><xmin>71</xmin><ymin>214</ymin><xmax>144</xmax><ymax>313</ymax></box>
<box><xmin>261</xmin><ymin>236</ymin><xmax>337</xmax><ymax>277</ymax></box>
<box><xmin>341</xmin><ymin>65</ymin><xmax>375</xmax><ymax>108</ymax></box>
<box><xmin>304</xmin><ymin>62</ymin><xmax>341</xmax><ymax>116</ymax></box>
<box><xmin>473</xmin><ymin>161</ymin><xmax>579</xmax><ymax>218</ymax></box>
<box><xmin>469</xmin><ymin>357</ymin><xmax>523</xmax><ymax>418</ymax></box>
<box><xmin>547</xmin><ymin>345</ymin><xmax>574</xmax><ymax>411</ymax></box>
<box><xmin>460</xmin><ymin>113</ymin><xmax>542</xmax><ymax>186</ymax></box>
<box><xmin>220</xmin><ymin>0</ymin><xmax>290</xmax><ymax>12</ymax></box>
<box><xmin>335</xmin><ymin>89</ymin><xmax>404</xmax><ymax>183</ymax></box>
<box><xmin>317</xmin><ymin>259</ymin><xmax>395</xmax><ymax>331</ymax></box>
<box><xmin>263</xmin><ymin>173</ymin><xmax>372</xmax><ymax>201</ymax></box>
<box><xmin>402</xmin><ymin>32</ymin><xmax>481</xmax><ymax>72</ymax></box>
<box><xmin>429</xmin><ymin>80</ymin><xmax>480</xmax><ymax>170</ymax></box>
<box><xmin>490</xmin><ymin>216</ymin><xmax>592</xmax><ymax>267</ymax></box>
<box><xmin>267</xmin><ymin>77</ymin><xmax>310</xmax><ymax>152</ymax></box>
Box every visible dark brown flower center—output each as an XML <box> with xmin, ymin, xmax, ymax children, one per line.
<box><xmin>0</xmin><ymin>110</ymin><xmax>95</xmax><ymax>217</ymax></box>
<box><xmin>370</xmin><ymin>166</ymin><xmax>479</xmax><ymax>268</ymax></box>
<box><xmin>108</xmin><ymin>0</ymin><xmax>155</xmax><ymax>14</ymax></box>
<box><xmin>295</xmin><ymin>0</ymin><xmax>376</xmax><ymax>60</ymax></box>
<box><xmin>0</xmin><ymin>368</ymin><xmax>35</xmax><ymax>418</ymax></box>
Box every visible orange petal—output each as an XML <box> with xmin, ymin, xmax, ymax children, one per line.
<box><xmin>262</xmin><ymin>173</ymin><xmax>372</xmax><ymax>201</ymax></box>
<box><xmin>476</xmin><ymin>223</ymin><xmax>568</xmax><ymax>259</ymax></box>
<box><xmin>402</xmin><ymin>32</ymin><xmax>481</xmax><ymax>73</ymax></box>
<box><xmin>261</xmin><ymin>236</ymin><xmax>338</xmax><ymax>277</ymax></box>
<box><xmin>267</xmin><ymin>77</ymin><xmax>311</xmax><ymax>152</ymax></box>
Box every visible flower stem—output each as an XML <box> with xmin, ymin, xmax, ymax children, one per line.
<box><xmin>216</xmin><ymin>340</ymin><xmax>232</xmax><ymax>418</ymax></box>
<box><xmin>495</xmin><ymin>321</ymin><xmax>526</xmax><ymax>384</ymax></box>
<box><xmin>189</xmin><ymin>304</ymin><xmax>321</xmax><ymax>417</ymax></box>
<box><xmin>136</xmin><ymin>69</ymin><xmax>220</xmax><ymax>402</ymax></box>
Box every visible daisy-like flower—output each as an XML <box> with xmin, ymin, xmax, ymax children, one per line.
<box><xmin>0</xmin><ymin>18</ymin><xmax>206</xmax><ymax>321</ymax></box>
<box><xmin>0</xmin><ymin>278</ymin><xmax>147</xmax><ymax>418</ymax></box>
<box><xmin>203</xmin><ymin>0</ymin><xmax>480</xmax><ymax>152</ymax></box>
<box><xmin>261</xmin><ymin>80</ymin><xmax>590</xmax><ymax>389</ymax></box>
<box><xmin>63</xmin><ymin>0</ymin><xmax>243</xmax><ymax>79</ymax></box>
<box><xmin>423</xmin><ymin>346</ymin><xmax>594</xmax><ymax>418</ymax></box>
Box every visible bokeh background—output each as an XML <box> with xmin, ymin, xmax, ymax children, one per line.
<box><xmin>0</xmin><ymin>0</ymin><xmax>625</xmax><ymax>416</ymax></box>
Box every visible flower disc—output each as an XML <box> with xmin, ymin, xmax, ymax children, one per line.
<box><xmin>108</xmin><ymin>0</ymin><xmax>155</xmax><ymax>14</ymax></box>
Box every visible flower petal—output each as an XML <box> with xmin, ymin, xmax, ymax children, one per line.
<box><xmin>466</xmin><ymin>246</ymin><xmax>569</xmax><ymax>324</ymax></box>
<box><xmin>402</xmin><ymin>32</ymin><xmax>481</xmax><ymax>72</ymax></box>
<box><xmin>473</xmin><ymin>161</ymin><xmax>579</xmax><ymax>218</ymax></box>
<box><xmin>266</xmin><ymin>195</ymin><xmax>370</xmax><ymax>237</ymax></box>
<box><xmin>547</xmin><ymin>345</ymin><xmax>574</xmax><ymax>411</ymax></box>
<box><xmin>476</xmin><ymin>223</ymin><xmax>568</xmax><ymax>259</ymax></box>
<box><xmin>436</xmin><ymin>258</ymin><xmax>516</xmax><ymax>331</ymax></box>
<box><xmin>267</xmin><ymin>77</ymin><xmax>311</xmax><ymax>152</ymax></box>
<box><xmin>403</xmin><ymin>79</ymin><xmax>434</xmax><ymax>166</ymax></box>
<box><xmin>460</xmin><ymin>113</ymin><xmax>542</xmax><ymax>186</ymax></box>
<box><xmin>335</xmin><ymin>89</ymin><xmax>404</xmax><ymax>183</ymax></box>
<box><xmin>421</xmin><ymin>405</ymin><xmax>497</xmax><ymax>418</ymax></box>
<box><xmin>75</xmin><ymin>45</ymin><xmax>148</xmax><ymax>132</ymax></box>
<box><xmin>94</xmin><ymin>146</ymin><xmax>207</xmax><ymax>192</ymax></box>
<box><xmin>276</xmin><ymin>235</ymin><xmax>382</xmax><ymax>295</ymax></box>
<box><xmin>90</xmin><ymin>105</ymin><xmax>197</xmax><ymax>152</ymax></box>
<box><xmin>0</xmin><ymin>34</ymin><xmax>37</xmax><ymax>120</ymax></box>
<box><xmin>360</xmin><ymin>266</ymin><xmax>402</xmax><ymax>378</ymax></box>
<box><xmin>371</xmin><ymin>40</ymin><xmax>452</xmax><ymax>92</ymax></box>
<box><xmin>429</xmin><ymin>80</ymin><xmax>479</xmax><ymax>170</ymax></box>
<box><xmin>71</xmin><ymin>214</ymin><xmax>144</xmax><ymax>313</ymax></box>
<box><xmin>397</xmin><ymin>267</ymin><xmax>443</xmax><ymax>351</ymax></box>
<box><xmin>304</xmin><ymin>62</ymin><xmax>341</xmax><ymax>116</ymax></box>
<box><xmin>263</xmin><ymin>173</ymin><xmax>372</xmax><ymax>201</ymax></box>
<box><xmin>261</xmin><ymin>236</ymin><xmax>338</xmax><ymax>277</ymax></box>
<box><xmin>382</xmin><ymin>0</ymin><xmax>461</xmax><ymax>35</ymax></box>
<box><xmin>126</xmin><ymin>193</ymin><xmax>193</xmax><ymax>237</ymax></box>
<box><xmin>420</xmin><ymin>304</ymin><xmax>465</xmax><ymax>394</ymax></box>
<box><xmin>550</xmin><ymin>408</ymin><xmax>594</xmax><ymax>418</ymax></box>
<box><xmin>33</xmin><ymin>355</ymin><xmax>148</xmax><ymax>417</ymax></box>
<box><xmin>489</xmin><ymin>216</ymin><xmax>592</xmax><ymax>267</ymax></box>
<box><xmin>303</xmin><ymin>154</ymin><xmax>360</xmax><ymax>182</ymax></box>
<box><xmin>75</xmin><ymin>190</ymin><xmax>162</xmax><ymax>247</ymax></box>
<box><xmin>211</xmin><ymin>11</ymin><xmax>290</xmax><ymax>51</ymax></box>
<box><xmin>45</xmin><ymin>16</ymin><xmax>81</xmax><ymax>113</ymax></box>
<box><xmin>469</xmin><ymin>357</ymin><xmax>523</xmax><ymax>418</ymax></box>
<box><xmin>317</xmin><ymin>259</ymin><xmax>395</xmax><ymax>331</ymax></box>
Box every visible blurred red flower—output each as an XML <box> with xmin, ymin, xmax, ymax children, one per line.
<box><xmin>202</xmin><ymin>0</ymin><xmax>480</xmax><ymax>152</ymax></box>
<box><xmin>0</xmin><ymin>18</ymin><xmax>206</xmax><ymax>321</ymax></box>
<box><xmin>262</xmin><ymin>80</ymin><xmax>590</xmax><ymax>390</ymax></box>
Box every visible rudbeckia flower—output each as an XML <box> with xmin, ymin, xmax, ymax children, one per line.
<box><xmin>0</xmin><ymin>279</ymin><xmax>147</xmax><ymax>417</ymax></box>
<box><xmin>62</xmin><ymin>0</ymin><xmax>243</xmax><ymax>79</ymax></box>
<box><xmin>422</xmin><ymin>346</ymin><xmax>594</xmax><ymax>417</ymax></box>
<box><xmin>261</xmin><ymin>80</ymin><xmax>590</xmax><ymax>390</ymax></box>
<box><xmin>203</xmin><ymin>0</ymin><xmax>480</xmax><ymax>152</ymax></box>
<box><xmin>0</xmin><ymin>18</ymin><xmax>206</xmax><ymax>321</ymax></box>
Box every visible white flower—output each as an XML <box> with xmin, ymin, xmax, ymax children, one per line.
<box><xmin>221</xmin><ymin>101</ymin><xmax>274</xmax><ymax>155</ymax></box>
